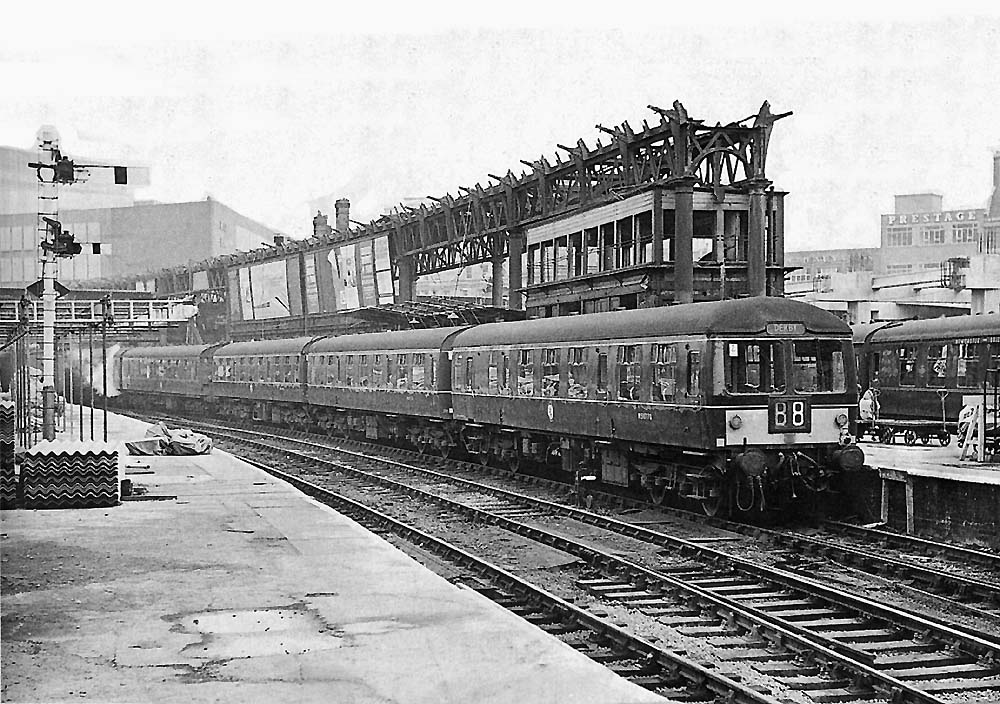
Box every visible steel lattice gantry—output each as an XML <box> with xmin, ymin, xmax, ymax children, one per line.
<box><xmin>380</xmin><ymin>100</ymin><xmax>790</xmax><ymax>305</ymax></box>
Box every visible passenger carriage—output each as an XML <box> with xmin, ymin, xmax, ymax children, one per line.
<box><xmin>210</xmin><ymin>337</ymin><xmax>315</xmax><ymax>424</ymax></box>
<box><xmin>854</xmin><ymin>316</ymin><xmax>1000</xmax><ymax>445</ymax></box>
<box><xmin>118</xmin><ymin>343</ymin><xmax>224</xmax><ymax>412</ymax></box>
<box><xmin>304</xmin><ymin>327</ymin><xmax>465</xmax><ymax>447</ymax></box>
<box><xmin>450</xmin><ymin>297</ymin><xmax>863</xmax><ymax>515</ymax></box>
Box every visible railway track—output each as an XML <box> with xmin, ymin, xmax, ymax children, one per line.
<box><xmin>238</xmin><ymin>461</ymin><xmax>773</xmax><ymax>704</ymax></box>
<box><xmin>135</xmin><ymin>414</ymin><xmax>1000</xmax><ymax>704</ymax></box>
<box><xmin>145</xmin><ymin>412</ymin><xmax>1000</xmax><ymax>625</ymax></box>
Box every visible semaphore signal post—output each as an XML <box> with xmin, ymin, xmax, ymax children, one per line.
<box><xmin>26</xmin><ymin>127</ymin><xmax>128</xmax><ymax>441</ymax></box>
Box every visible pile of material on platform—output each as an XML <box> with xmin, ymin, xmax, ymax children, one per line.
<box><xmin>125</xmin><ymin>421</ymin><xmax>212</xmax><ymax>456</ymax></box>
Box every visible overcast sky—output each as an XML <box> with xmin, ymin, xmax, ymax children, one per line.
<box><xmin>3</xmin><ymin>3</ymin><xmax>998</xmax><ymax>252</ymax></box>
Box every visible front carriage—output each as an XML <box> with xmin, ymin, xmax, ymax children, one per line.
<box><xmin>450</xmin><ymin>297</ymin><xmax>862</xmax><ymax>516</ymax></box>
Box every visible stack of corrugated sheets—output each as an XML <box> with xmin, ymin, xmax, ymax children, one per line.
<box><xmin>20</xmin><ymin>441</ymin><xmax>120</xmax><ymax>509</ymax></box>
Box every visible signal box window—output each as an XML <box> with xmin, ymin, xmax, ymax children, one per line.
<box><xmin>617</xmin><ymin>345</ymin><xmax>640</xmax><ymax>400</ymax></box>
<box><xmin>517</xmin><ymin>349</ymin><xmax>534</xmax><ymax>396</ymax></box>
<box><xmin>724</xmin><ymin>341</ymin><xmax>785</xmax><ymax>394</ymax></box>
<box><xmin>898</xmin><ymin>346</ymin><xmax>916</xmax><ymax>386</ymax></box>
<box><xmin>652</xmin><ymin>344</ymin><xmax>677</xmax><ymax>402</ymax></box>
<box><xmin>568</xmin><ymin>348</ymin><xmax>587</xmax><ymax>398</ymax></box>
<box><xmin>542</xmin><ymin>349</ymin><xmax>560</xmax><ymax>397</ymax></box>
<box><xmin>926</xmin><ymin>344</ymin><xmax>948</xmax><ymax>387</ymax></box>
<box><xmin>792</xmin><ymin>340</ymin><xmax>846</xmax><ymax>392</ymax></box>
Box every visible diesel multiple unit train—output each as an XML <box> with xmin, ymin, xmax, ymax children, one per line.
<box><xmin>116</xmin><ymin>297</ymin><xmax>865</xmax><ymax>517</ymax></box>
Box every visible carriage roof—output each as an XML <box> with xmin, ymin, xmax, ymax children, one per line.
<box><xmin>853</xmin><ymin>315</ymin><xmax>1000</xmax><ymax>344</ymax></box>
<box><xmin>121</xmin><ymin>343</ymin><xmax>219</xmax><ymax>359</ymax></box>
<box><xmin>308</xmin><ymin>326</ymin><xmax>466</xmax><ymax>354</ymax></box>
<box><xmin>452</xmin><ymin>297</ymin><xmax>850</xmax><ymax>348</ymax></box>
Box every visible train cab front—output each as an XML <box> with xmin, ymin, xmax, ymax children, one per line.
<box><xmin>713</xmin><ymin>334</ymin><xmax>864</xmax><ymax>513</ymax></box>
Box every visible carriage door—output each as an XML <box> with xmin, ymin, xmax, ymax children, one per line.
<box><xmin>866</xmin><ymin>351</ymin><xmax>881</xmax><ymax>389</ymax></box>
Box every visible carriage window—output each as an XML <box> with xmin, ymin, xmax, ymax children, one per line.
<box><xmin>429</xmin><ymin>354</ymin><xmax>437</xmax><ymax>388</ymax></box>
<box><xmin>386</xmin><ymin>354</ymin><xmax>395</xmax><ymax>388</ymax></box>
<box><xmin>345</xmin><ymin>355</ymin><xmax>354</xmax><ymax>386</ymax></box>
<box><xmin>652</xmin><ymin>344</ymin><xmax>677</xmax><ymax>402</ymax></box>
<box><xmin>724</xmin><ymin>341</ymin><xmax>786</xmax><ymax>393</ymax></box>
<box><xmin>517</xmin><ymin>349</ymin><xmax>534</xmax><ymax>396</ymax></box>
<box><xmin>464</xmin><ymin>356</ymin><xmax>475</xmax><ymax>391</ymax></box>
<box><xmin>617</xmin><ymin>345</ymin><xmax>640</xmax><ymax>400</ymax></box>
<box><xmin>372</xmin><ymin>354</ymin><xmax>384</xmax><ymax>387</ymax></box>
<box><xmin>990</xmin><ymin>342</ymin><xmax>1000</xmax><ymax>388</ymax></box>
<box><xmin>568</xmin><ymin>348</ymin><xmax>587</xmax><ymax>398</ymax></box>
<box><xmin>487</xmin><ymin>351</ymin><xmax>509</xmax><ymax>394</ymax></box>
<box><xmin>411</xmin><ymin>354</ymin><xmax>426</xmax><ymax>390</ymax></box>
<box><xmin>597</xmin><ymin>351</ymin><xmax>608</xmax><ymax>393</ymax></box>
<box><xmin>793</xmin><ymin>340</ymin><xmax>846</xmax><ymax>392</ymax></box>
<box><xmin>488</xmin><ymin>353</ymin><xmax>499</xmax><ymax>393</ymax></box>
<box><xmin>542</xmin><ymin>349</ymin><xmax>560</xmax><ymax>397</ymax></box>
<box><xmin>687</xmin><ymin>350</ymin><xmax>701</xmax><ymax>395</ymax></box>
<box><xmin>926</xmin><ymin>344</ymin><xmax>948</xmax><ymax>387</ymax></box>
<box><xmin>396</xmin><ymin>354</ymin><xmax>408</xmax><ymax>388</ymax></box>
<box><xmin>898</xmin><ymin>345</ymin><xmax>917</xmax><ymax>386</ymax></box>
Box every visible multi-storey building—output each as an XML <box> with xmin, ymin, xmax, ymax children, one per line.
<box><xmin>878</xmin><ymin>193</ymin><xmax>986</xmax><ymax>276</ymax></box>
<box><xmin>1</xmin><ymin>132</ymin><xmax>281</xmax><ymax>289</ymax></box>
<box><xmin>0</xmin><ymin>199</ymin><xmax>281</xmax><ymax>288</ymax></box>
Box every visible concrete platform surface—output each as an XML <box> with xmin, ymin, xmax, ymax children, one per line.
<box><xmin>863</xmin><ymin>440</ymin><xmax>1000</xmax><ymax>485</ymax></box>
<box><xmin>2</xmin><ymin>411</ymin><xmax>663</xmax><ymax>703</ymax></box>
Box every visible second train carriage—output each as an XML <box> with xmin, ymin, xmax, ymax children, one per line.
<box><xmin>854</xmin><ymin>315</ymin><xmax>1000</xmax><ymax>445</ymax></box>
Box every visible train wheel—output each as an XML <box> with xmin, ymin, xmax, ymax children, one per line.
<box><xmin>648</xmin><ymin>485</ymin><xmax>669</xmax><ymax>506</ymax></box>
<box><xmin>700</xmin><ymin>468</ymin><xmax>726</xmax><ymax>517</ymax></box>
<box><xmin>903</xmin><ymin>430</ymin><xmax>918</xmax><ymax>446</ymax></box>
<box><xmin>478</xmin><ymin>451</ymin><xmax>490</xmax><ymax>467</ymax></box>
<box><xmin>920</xmin><ymin>435</ymin><xmax>931</xmax><ymax>446</ymax></box>
<box><xmin>938</xmin><ymin>432</ymin><xmax>952</xmax><ymax>447</ymax></box>
<box><xmin>506</xmin><ymin>455</ymin><xmax>521</xmax><ymax>473</ymax></box>
<box><xmin>880</xmin><ymin>428</ymin><xmax>895</xmax><ymax>445</ymax></box>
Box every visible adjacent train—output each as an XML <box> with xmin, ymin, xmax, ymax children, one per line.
<box><xmin>854</xmin><ymin>315</ymin><xmax>1000</xmax><ymax>444</ymax></box>
<box><xmin>116</xmin><ymin>297</ymin><xmax>865</xmax><ymax>517</ymax></box>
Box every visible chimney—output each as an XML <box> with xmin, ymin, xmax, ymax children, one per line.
<box><xmin>335</xmin><ymin>198</ymin><xmax>351</xmax><ymax>235</ymax></box>
<box><xmin>273</xmin><ymin>234</ymin><xmax>286</xmax><ymax>247</ymax></box>
<box><xmin>312</xmin><ymin>211</ymin><xmax>331</xmax><ymax>239</ymax></box>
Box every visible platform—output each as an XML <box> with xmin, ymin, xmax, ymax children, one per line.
<box><xmin>853</xmin><ymin>441</ymin><xmax>999</xmax><ymax>549</ymax></box>
<box><xmin>1</xmin><ymin>410</ymin><xmax>662</xmax><ymax>703</ymax></box>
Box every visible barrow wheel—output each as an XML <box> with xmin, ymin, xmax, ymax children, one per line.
<box><xmin>903</xmin><ymin>430</ymin><xmax>918</xmax><ymax>446</ymax></box>
<box><xmin>920</xmin><ymin>434</ymin><xmax>931</xmax><ymax>446</ymax></box>
<box><xmin>938</xmin><ymin>432</ymin><xmax>952</xmax><ymax>447</ymax></box>
<box><xmin>880</xmin><ymin>428</ymin><xmax>895</xmax><ymax>445</ymax></box>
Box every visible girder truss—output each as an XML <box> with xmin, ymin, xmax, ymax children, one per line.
<box><xmin>98</xmin><ymin>99</ymin><xmax>789</xmax><ymax>291</ymax></box>
<box><xmin>383</xmin><ymin>100</ymin><xmax>789</xmax><ymax>275</ymax></box>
